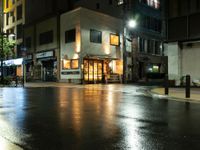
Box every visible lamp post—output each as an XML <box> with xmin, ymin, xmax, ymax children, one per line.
<box><xmin>116</xmin><ymin>0</ymin><xmax>137</xmax><ymax>83</ymax></box>
<box><xmin>123</xmin><ymin>19</ymin><xmax>137</xmax><ymax>83</ymax></box>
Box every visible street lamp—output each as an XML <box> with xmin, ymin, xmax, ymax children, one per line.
<box><xmin>128</xmin><ymin>20</ymin><xmax>137</xmax><ymax>28</ymax></box>
<box><xmin>123</xmin><ymin>19</ymin><xmax>137</xmax><ymax>84</ymax></box>
<box><xmin>116</xmin><ymin>0</ymin><xmax>137</xmax><ymax>83</ymax></box>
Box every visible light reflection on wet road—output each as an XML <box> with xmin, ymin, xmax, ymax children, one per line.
<box><xmin>0</xmin><ymin>84</ymin><xmax>200</xmax><ymax>150</ymax></box>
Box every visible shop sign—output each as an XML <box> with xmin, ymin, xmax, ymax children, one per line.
<box><xmin>61</xmin><ymin>71</ymin><xmax>80</xmax><ymax>75</ymax></box>
<box><xmin>36</xmin><ymin>51</ymin><xmax>54</xmax><ymax>59</ymax></box>
<box><xmin>25</xmin><ymin>54</ymin><xmax>33</xmax><ymax>60</ymax></box>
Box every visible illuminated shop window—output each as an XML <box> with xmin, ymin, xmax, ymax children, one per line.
<box><xmin>71</xmin><ymin>59</ymin><xmax>79</xmax><ymax>69</ymax></box>
<box><xmin>110</xmin><ymin>34</ymin><xmax>119</xmax><ymax>46</ymax></box>
<box><xmin>63</xmin><ymin>60</ymin><xmax>71</xmax><ymax>69</ymax></box>
<box><xmin>62</xmin><ymin>59</ymin><xmax>79</xmax><ymax>69</ymax></box>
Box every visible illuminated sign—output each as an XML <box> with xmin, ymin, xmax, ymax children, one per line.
<box><xmin>3</xmin><ymin>58</ymin><xmax>23</xmax><ymax>66</ymax></box>
<box><xmin>36</xmin><ymin>51</ymin><xmax>54</xmax><ymax>59</ymax></box>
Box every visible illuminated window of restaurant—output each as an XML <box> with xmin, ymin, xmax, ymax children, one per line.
<box><xmin>62</xmin><ymin>59</ymin><xmax>79</xmax><ymax>69</ymax></box>
<box><xmin>62</xmin><ymin>60</ymin><xmax>71</xmax><ymax>69</ymax></box>
<box><xmin>71</xmin><ymin>59</ymin><xmax>79</xmax><ymax>69</ymax></box>
<box><xmin>110</xmin><ymin>34</ymin><xmax>119</xmax><ymax>46</ymax></box>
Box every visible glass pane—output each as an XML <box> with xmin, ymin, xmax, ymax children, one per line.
<box><xmin>97</xmin><ymin>62</ymin><xmax>102</xmax><ymax>81</ymax></box>
<box><xmin>94</xmin><ymin>61</ymin><xmax>98</xmax><ymax>81</ymax></box>
<box><xmin>84</xmin><ymin>60</ymin><xmax>89</xmax><ymax>81</ymax></box>
<box><xmin>71</xmin><ymin>59</ymin><xmax>79</xmax><ymax>69</ymax></box>
<box><xmin>89</xmin><ymin>61</ymin><xmax>94</xmax><ymax>81</ymax></box>
<box><xmin>63</xmin><ymin>60</ymin><xmax>70</xmax><ymax>69</ymax></box>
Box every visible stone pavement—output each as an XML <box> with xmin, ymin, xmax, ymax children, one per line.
<box><xmin>24</xmin><ymin>82</ymin><xmax>76</xmax><ymax>88</ymax></box>
<box><xmin>151</xmin><ymin>87</ymin><xmax>200</xmax><ymax>102</ymax></box>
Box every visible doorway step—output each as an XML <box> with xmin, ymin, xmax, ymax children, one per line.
<box><xmin>107</xmin><ymin>74</ymin><xmax>121</xmax><ymax>83</ymax></box>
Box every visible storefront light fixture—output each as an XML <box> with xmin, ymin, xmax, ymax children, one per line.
<box><xmin>73</xmin><ymin>53</ymin><xmax>79</xmax><ymax>59</ymax></box>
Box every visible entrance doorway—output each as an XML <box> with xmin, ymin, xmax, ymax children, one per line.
<box><xmin>42</xmin><ymin>60</ymin><xmax>56</xmax><ymax>81</ymax></box>
<box><xmin>83</xmin><ymin>59</ymin><xmax>103</xmax><ymax>83</ymax></box>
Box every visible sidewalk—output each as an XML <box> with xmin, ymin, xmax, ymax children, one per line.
<box><xmin>151</xmin><ymin>87</ymin><xmax>200</xmax><ymax>102</ymax></box>
<box><xmin>24</xmin><ymin>82</ymin><xmax>77</xmax><ymax>88</ymax></box>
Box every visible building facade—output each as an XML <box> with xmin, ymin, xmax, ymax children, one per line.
<box><xmin>22</xmin><ymin>0</ymin><xmax>167</xmax><ymax>83</ymax></box>
<box><xmin>23</xmin><ymin>0</ymin><xmax>123</xmax><ymax>82</ymax></box>
<box><xmin>1</xmin><ymin>0</ymin><xmax>25</xmax><ymax>77</ymax></box>
<box><xmin>24</xmin><ymin>7</ymin><xmax>123</xmax><ymax>83</ymax></box>
<box><xmin>60</xmin><ymin>8</ymin><xmax>123</xmax><ymax>83</ymax></box>
<box><xmin>123</xmin><ymin>0</ymin><xmax>167</xmax><ymax>82</ymax></box>
<box><xmin>165</xmin><ymin>0</ymin><xmax>200</xmax><ymax>85</ymax></box>
<box><xmin>3</xmin><ymin>0</ymin><xmax>25</xmax><ymax>56</ymax></box>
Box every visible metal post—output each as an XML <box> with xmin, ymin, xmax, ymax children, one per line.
<box><xmin>0</xmin><ymin>1</ymin><xmax>4</xmax><ymax>84</ymax></box>
<box><xmin>123</xmin><ymin>27</ymin><xmax>127</xmax><ymax>84</ymax></box>
<box><xmin>122</xmin><ymin>1</ymin><xmax>127</xmax><ymax>84</ymax></box>
<box><xmin>165</xmin><ymin>74</ymin><xmax>169</xmax><ymax>95</ymax></box>
<box><xmin>23</xmin><ymin>63</ymin><xmax>26</xmax><ymax>87</ymax></box>
<box><xmin>15</xmin><ymin>76</ymin><xmax>18</xmax><ymax>87</ymax></box>
<box><xmin>186</xmin><ymin>75</ymin><xmax>190</xmax><ymax>98</ymax></box>
<box><xmin>0</xmin><ymin>35</ymin><xmax>3</xmax><ymax>83</ymax></box>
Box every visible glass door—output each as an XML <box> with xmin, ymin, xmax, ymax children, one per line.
<box><xmin>83</xmin><ymin>59</ymin><xmax>103</xmax><ymax>83</ymax></box>
<box><xmin>84</xmin><ymin>60</ymin><xmax>89</xmax><ymax>81</ymax></box>
<box><xmin>89</xmin><ymin>60</ymin><xmax>94</xmax><ymax>82</ymax></box>
<box><xmin>97</xmin><ymin>62</ymin><xmax>102</xmax><ymax>81</ymax></box>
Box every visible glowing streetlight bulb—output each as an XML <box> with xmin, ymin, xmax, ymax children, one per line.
<box><xmin>128</xmin><ymin>20</ymin><xmax>137</xmax><ymax>28</ymax></box>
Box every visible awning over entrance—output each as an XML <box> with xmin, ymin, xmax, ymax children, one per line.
<box><xmin>1</xmin><ymin>58</ymin><xmax>24</xmax><ymax>66</ymax></box>
<box><xmin>83</xmin><ymin>54</ymin><xmax>118</xmax><ymax>61</ymax></box>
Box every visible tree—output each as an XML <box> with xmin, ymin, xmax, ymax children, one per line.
<box><xmin>0</xmin><ymin>35</ymin><xmax>16</xmax><ymax>82</ymax></box>
<box><xmin>0</xmin><ymin>35</ymin><xmax>15</xmax><ymax>59</ymax></box>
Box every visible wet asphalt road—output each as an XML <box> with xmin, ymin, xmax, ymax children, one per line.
<box><xmin>0</xmin><ymin>84</ymin><xmax>200</xmax><ymax>150</ymax></box>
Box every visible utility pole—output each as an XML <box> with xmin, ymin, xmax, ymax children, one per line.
<box><xmin>0</xmin><ymin>0</ymin><xmax>4</xmax><ymax>82</ymax></box>
<box><xmin>117</xmin><ymin>0</ymin><xmax>128</xmax><ymax>84</ymax></box>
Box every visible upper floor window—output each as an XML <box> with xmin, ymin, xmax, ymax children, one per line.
<box><xmin>39</xmin><ymin>30</ymin><xmax>53</xmax><ymax>45</ymax></box>
<box><xmin>65</xmin><ymin>29</ymin><xmax>76</xmax><ymax>43</ymax></box>
<box><xmin>12</xmin><ymin>0</ymin><xmax>15</xmax><ymax>4</ymax></box>
<box><xmin>90</xmin><ymin>29</ymin><xmax>102</xmax><ymax>43</ymax></box>
<box><xmin>6</xmin><ymin>0</ymin><xmax>9</xmax><ymax>8</ymax></box>
<box><xmin>17</xmin><ymin>5</ymin><xmax>22</xmax><ymax>20</ymax></box>
<box><xmin>110</xmin><ymin>34</ymin><xmax>119</xmax><ymax>46</ymax></box>
<box><xmin>140</xmin><ymin>15</ymin><xmax>162</xmax><ymax>33</ymax></box>
<box><xmin>17</xmin><ymin>24</ymin><xmax>22</xmax><ymax>39</ymax></box>
<box><xmin>25</xmin><ymin>37</ymin><xmax>32</xmax><ymax>49</ymax></box>
<box><xmin>139</xmin><ymin>0</ymin><xmax>160</xmax><ymax>9</ymax></box>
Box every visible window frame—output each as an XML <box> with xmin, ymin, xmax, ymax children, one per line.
<box><xmin>90</xmin><ymin>29</ymin><xmax>102</xmax><ymax>44</ymax></box>
<box><xmin>110</xmin><ymin>33</ymin><xmax>120</xmax><ymax>46</ymax></box>
<box><xmin>39</xmin><ymin>30</ymin><xmax>54</xmax><ymax>45</ymax></box>
<box><xmin>65</xmin><ymin>28</ymin><xmax>76</xmax><ymax>43</ymax></box>
<box><xmin>62</xmin><ymin>59</ymin><xmax>79</xmax><ymax>70</ymax></box>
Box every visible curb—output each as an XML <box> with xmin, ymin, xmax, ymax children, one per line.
<box><xmin>148</xmin><ymin>88</ymin><xmax>200</xmax><ymax>104</ymax></box>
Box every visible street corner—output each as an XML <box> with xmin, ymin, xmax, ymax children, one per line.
<box><xmin>149</xmin><ymin>87</ymin><xmax>200</xmax><ymax>104</ymax></box>
<box><xmin>148</xmin><ymin>87</ymin><xmax>169</xmax><ymax>99</ymax></box>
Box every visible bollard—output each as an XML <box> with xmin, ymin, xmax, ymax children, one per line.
<box><xmin>15</xmin><ymin>76</ymin><xmax>18</xmax><ymax>87</ymax></box>
<box><xmin>165</xmin><ymin>74</ymin><xmax>169</xmax><ymax>95</ymax></box>
<box><xmin>186</xmin><ymin>75</ymin><xmax>190</xmax><ymax>98</ymax></box>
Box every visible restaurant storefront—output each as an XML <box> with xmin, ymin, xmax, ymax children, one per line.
<box><xmin>83</xmin><ymin>57</ymin><xmax>123</xmax><ymax>84</ymax></box>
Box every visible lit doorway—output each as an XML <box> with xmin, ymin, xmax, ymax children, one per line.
<box><xmin>83</xmin><ymin>59</ymin><xmax>103</xmax><ymax>83</ymax></box>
